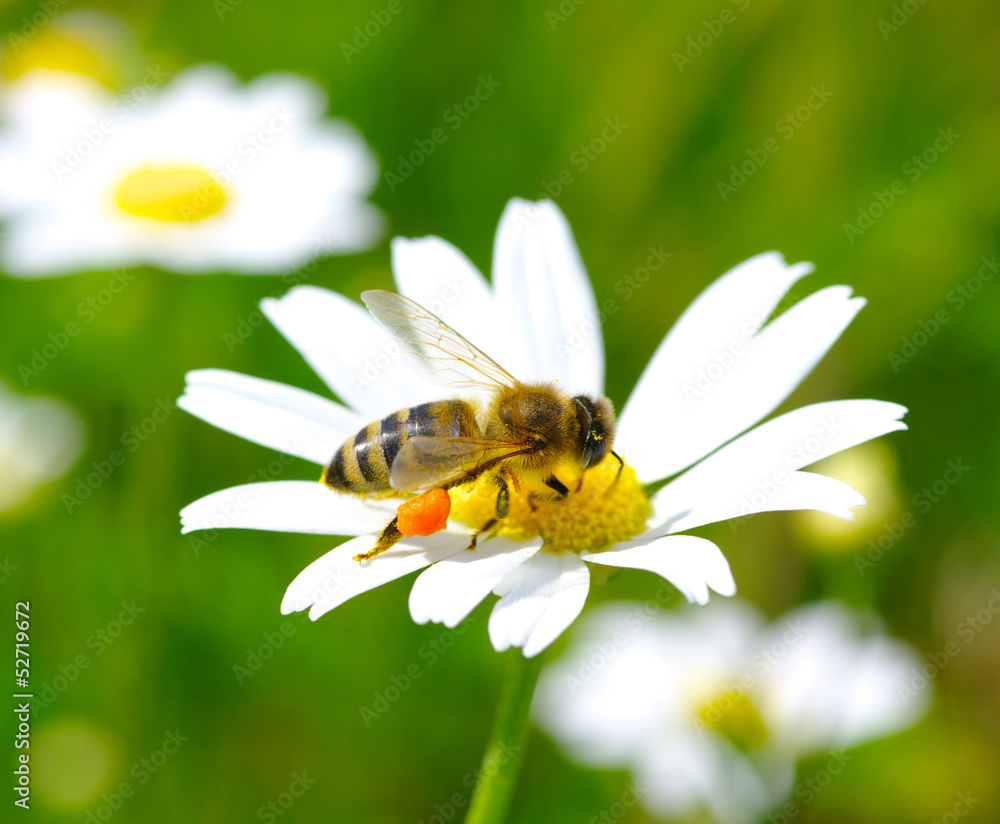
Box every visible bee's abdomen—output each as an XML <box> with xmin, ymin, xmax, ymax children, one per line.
<box><xmin>322</xmin><ymin>400</ymin><xmax>476</xmax><ymax>496</ymax></box>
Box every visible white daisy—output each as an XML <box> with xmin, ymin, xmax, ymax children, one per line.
<box><xmin>533</xmin><ymin>599</ymin><xmax>929</xmax><ymax>824</ymax></box>
<box><xmin>178</xmin><ymin>198</ymin><xmax>906</xmax><ymax>657</ymax></box>
<box><xmin>0</xmin><ymin>64</ymin><xmax>381</xmax><ymax>276</ymax></box>
<box><xmin>0</xmin><ymin>380</ymin><xmax>84</xmax><ymax>513</ymax></box>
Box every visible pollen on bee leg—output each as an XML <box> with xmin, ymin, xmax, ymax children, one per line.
<box><xmin>396</xmin><ymin>487</ymin><xmax>452</xmax><ymax>538</ymax></box>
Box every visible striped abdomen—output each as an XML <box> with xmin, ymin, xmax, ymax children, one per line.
<box><xmin>322</xmin><ymin>400</ymin><xmax>478</xmax><ymax>496</ymax></box>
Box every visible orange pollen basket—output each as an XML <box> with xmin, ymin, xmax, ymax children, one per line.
<box><xmin>396</xmin><ymin>488</ymin><xmax>452</xmax><ymax>537</ymax></box>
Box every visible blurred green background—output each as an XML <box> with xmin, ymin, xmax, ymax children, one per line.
<box><xmin>1</xmin><ymin>0</ymin><xmax>998</xmax><ymax>821</ymax></box>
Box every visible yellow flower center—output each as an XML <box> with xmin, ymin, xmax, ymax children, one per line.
<box><xmin>1</xmin><ymin>30</ymin><xmax>110</xmax><ymax>84</ymax></box>
<box><xmin>697</xmin><ymin>689</ymin><xmax>769</xmax><ymax>752</ymax></box>
<box><xmin>114</xmin><ymin>167</ymin><xmax>227</xmax><ymax>223</ymax></box>
<box><xmin>450</xmin><ymin>453</ymin><xmax>650</xmax><ymax>553</ymax></box>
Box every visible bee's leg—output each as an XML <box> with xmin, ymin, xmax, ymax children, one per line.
<box><xmin>495</xmin><ymin>474</ymin><xmax>511</xmax><ymax>519</ymax></box>
<box><xmin>543</xmin><ymin>475</ymin><xmax>569</xmax><ymax>500</ymax></box>
<box><xmin>353</xmin><ymin>517</ymin><xmax>402</xmax><ymax>563</ymax></box>
<box><xmin>527</xmin><ymin>474</ymin><xmax>569</xmax><ymax>510</ymax></box>
<box><xmin>467</xmin><ymin>474</ymin><xmax>510</xmax><ymax>551</ymax></box>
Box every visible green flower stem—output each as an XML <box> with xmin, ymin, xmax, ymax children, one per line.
<box><xmin>464</xmin><ymin>649</ymin><xmax>546</xmax><ymax>824</ymax></box>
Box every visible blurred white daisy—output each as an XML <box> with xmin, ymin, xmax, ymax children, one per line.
<box><xmin>0</xmin><ymin>64</ymin><xmax>382</xmax><ymax>276</ymax></box>
<box><xmin>0</xmin><ymin>380</ymin><xmax>84</xmax><ymax>513</ymax></box>
<box><xmin>533</xmin><ymin>599</ymin><xmax>930</xmax><ymax>824</ymax></box>
<box><xmin>178</xmin><ymin>198</ymin><xmax>906</xmax><ymax>656</ymax></box>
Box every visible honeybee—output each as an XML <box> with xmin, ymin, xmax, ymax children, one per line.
<box><xmin>322</xmin><ymin>290</ymin><xmax>620</xmax><ymax>562</ymax></box>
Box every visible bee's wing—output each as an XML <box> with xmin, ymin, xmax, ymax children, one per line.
<box><xmin>390</xmin><ymin>435</ymin><xmax>532</xmax><ymax>492</ymax></box>
<box><xmin>362</xmin><ymin>290</ymin><xmax>518</xmax><ymax>391</ymax></box>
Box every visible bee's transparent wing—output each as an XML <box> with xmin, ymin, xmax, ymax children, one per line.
<box><xmin>390</xmin><ymin>436</ymin><xmax>532</xmax><ymax>492</ymax></box>
<box><xmin>362</xmin><ymin>290</ymin><xmax>518</xmax><ymax>391</ymax></box>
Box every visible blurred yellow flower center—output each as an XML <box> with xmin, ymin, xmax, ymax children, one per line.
<box><xmin>1</xmin><ymin>30</ymin><xmax>107</xmax><ymax>83</ymax></box>
<box><xmin>115</xmin><ymin>167</ymin><xmax>226</xmax><ymax>222</ymax></box>
<box><xmin>450</xmin><ymin>453</ymin><xmax>650</xmax><ymax>553</ymax></box>
<box><xmin>697</xmin><ymin>689</ymin><xmax>769</xmax><ymax>752</ymax></box>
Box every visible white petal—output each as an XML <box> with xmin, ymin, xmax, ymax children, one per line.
<box><xmin>492</xmin><ymin>199</ymin><xmax>604</xmax><ymax>392</ymax></box>
<box><xmin>651</xmin><ymin>400</ymin><xmax>907</xmax><ymax>534</ymax></box>
<box><xmin>488</xmin><ymin>551</ymin><xmax>590</xmax><ymax>657</ymax></box>
<box><xmin>667</xmin><ymin>471</ymin><xmax>866</xmax><ymax>535</ymax></box>
<box><xmin>619</xmin><ymin>252</ymin><xmax>830</xmax><ymax>480</ymax></box>
<box><xmin>635</xmin><ymin>733</ymin><xmax>784</xmax><ymax>824</ymax></box>
<box><xmin>390</xmin><ymin>236</ymin><xmax>511</xmax><ymax>370</ymax></box>
<box><xmin>178</xmin><ymin>369</ymin><xmax>359</xmax><ymax>464</ymax></box>
<box><xmin>583</xmin><ymin>535</ymin><xmax>736</xmax><ymax>605</ymax></box>
<box><xmin>261</xmin><ymin>286</ymin><xmax>437</xmax><ymax>420</ymax></box>
<box><xmin>408</xmin><ymin>536</ymin><xmax>543</xmax><ymax>628</ymax></box>
<box><xmin>281</xmin><ymin>531</ymin><xmax>471</xmax><ymax>621</ymax></box>
<box><xmin>756</xmin><ymin>602</ymin><xmax>930</xmax><ymax>754</ymax></box>
<box><xmin>180</xmin><ymin>481</ymin><xmax>394</xmax><ymax>535</ymax></box>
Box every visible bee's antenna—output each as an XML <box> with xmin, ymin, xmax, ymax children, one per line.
<box><xmin>611</xmin><ymin>451</ymin><xmax>624</xmax><ymax>485</ymax></box>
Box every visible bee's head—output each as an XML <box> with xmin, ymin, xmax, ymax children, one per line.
<box><xmin>572</xmin><ymin>395</ymin><xmax>617</xmax><ymax>469</ymax></box>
